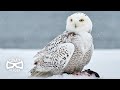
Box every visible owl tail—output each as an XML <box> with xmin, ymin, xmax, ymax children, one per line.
<box><xmin>30</xmin><ymin>67</ymin><xmax>53</xmax><ymax>77</ymax></box>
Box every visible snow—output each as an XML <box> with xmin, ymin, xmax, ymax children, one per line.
<box><xmin>0</xmin><ymin>49</ymin><xmax>120</xmax><ymax>79</ymax></box>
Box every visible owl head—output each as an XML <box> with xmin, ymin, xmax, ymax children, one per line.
<box><xmin>66</xmin><ymin>12</ymin><xmax>93</xmax><ymax>34</ymax></box>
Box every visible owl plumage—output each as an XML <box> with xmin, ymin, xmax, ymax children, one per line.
<box><xmin>30</xmin><ymin>12</ymin><xmax>94</xmax><ymax>77</ymax></box>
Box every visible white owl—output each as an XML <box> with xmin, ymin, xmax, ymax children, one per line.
<box><xmin>30</xmin><ymin>12</ymin><xmax>94</xmax><ymax>77</ymax></box>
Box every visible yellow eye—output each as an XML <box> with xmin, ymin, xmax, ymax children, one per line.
<box><xmin>79</xmin><ymin>19</ymin><xmax>84</xmax><ymax>22</ymax></box>
<box><xmin>70</xmin><ymin>19</ymin><xmax>73</xmax><ymax>22</ymax></box>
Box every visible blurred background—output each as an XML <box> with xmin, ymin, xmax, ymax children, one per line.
<box><xmin>0</xmin><ymin>11</ymin><xmax>119</xmax><ymax>49</ymax></box>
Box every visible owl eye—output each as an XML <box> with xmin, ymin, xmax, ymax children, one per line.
<box><xmin>70</xmin><ymin>19</ymin><xmax>73</xmax><ymax>22</ymax></box>
<box><xmin>79</xmin><ymin>19</ymin><xmax>84</xmax><ymax>22</ymax></box>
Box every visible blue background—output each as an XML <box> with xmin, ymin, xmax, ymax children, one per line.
<box><xmin>0</xmin><ymin>11</ymin><xmax>119</xmax><ymax>49</ymax></box>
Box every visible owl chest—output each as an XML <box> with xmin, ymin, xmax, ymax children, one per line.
<box><xmin>64</xmin><ymin>35</ymin><xmax>91</xmax><ymax>72</ymax></box>
<box><xmin>65</xmin><ymin>32</ymin><xmax>92</xmax><ymax>54</ymax></box>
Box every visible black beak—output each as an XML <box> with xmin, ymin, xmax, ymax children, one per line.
<box><xmin>75</xmin><ymin>24</ymin><xmax>77</xmax><ymax>28</ymax></box>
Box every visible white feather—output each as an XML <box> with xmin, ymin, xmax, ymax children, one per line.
<box><xmin>78</xmin><ymin>31</ymin><xmax>93</xmax><ymax>54</ymax></box>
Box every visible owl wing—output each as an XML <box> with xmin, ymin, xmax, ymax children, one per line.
<box><xmin>34</xmin><ymin>43</ymin><xmax>75</xmax><ymax>72</ymax></box>
<box><xmin>34</xmin><ymin>31</ymin><xmax>68</xmax><ymax>58</ymax></box>
<box><xmin>32</xmin><ymin>31</ymin><xmax>75</xmax><ymax>72</ymax></box>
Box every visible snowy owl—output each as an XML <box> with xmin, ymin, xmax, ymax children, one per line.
<box><xmin>30</xmin><ymin>12</ymin><xmax>94</xmax><ymax>77</ymax></box>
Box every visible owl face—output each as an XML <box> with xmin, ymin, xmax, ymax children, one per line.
<box><xmin>66</xmin><ymin>12</ymin><xmax>93</xmax><ymax>34</ymax></box>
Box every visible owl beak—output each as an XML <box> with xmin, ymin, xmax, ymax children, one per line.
<box><xmin>75</xmin><ymin>24</ymin><xmax>77</xmax><ymax>28</ymax></box>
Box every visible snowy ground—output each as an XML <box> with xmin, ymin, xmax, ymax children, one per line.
<box><xmin>0</xmin><ymin>49</ymin><xmax>120</xmax><ymax>79</ymax></box>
